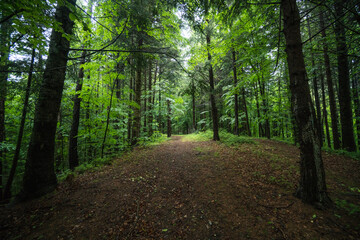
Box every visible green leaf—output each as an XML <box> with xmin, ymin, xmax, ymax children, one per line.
<box><xmin>69</xmin><ymin>13</ymin><xmax>76</xmax><ymax>22</ymax></box>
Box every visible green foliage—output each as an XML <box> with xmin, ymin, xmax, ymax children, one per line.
<box><xmin>323</xmin><ymin>148</ymin><xmax>360</xmax><ymax>161</ymax></box>
<box><xmin>335</xmin><ymin>199</ymin><xmax>360</xmax><ymax>215</ymax></box>
<box><xmin>182</xmin><ymin>130</ymin><xmax>254</xmax><ymax>146</ymax></box>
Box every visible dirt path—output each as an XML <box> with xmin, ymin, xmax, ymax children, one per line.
<box><xmin>1</xmin><ymin>136</ymin><xmax>360</xmax><ymax>239</ymax></box>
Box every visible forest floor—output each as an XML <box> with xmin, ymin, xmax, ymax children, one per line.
<box><xmin>1</xmin><ymin>136</ymin><xmax>360</xmax><ymax>239</ymax></box>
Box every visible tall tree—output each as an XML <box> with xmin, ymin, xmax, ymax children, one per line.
<box><xmin>3</xmin><ymin>48</ymin><xmax>36</xmax><ymax>200</ymax></box>
<box><xmin>0</xmin><ymin>16</ymin><xmax>11</xmax><ymax>201</ymax></box>
<box><xmin>206</xmin><ymin>26</ymin><xmax>220</xmax><ymax>141</ymax></box>
<box><xmin>131</xmin><ymin>37</ymin><xmax>143</xmax><ymax>146</ymax></box>
<box><xmin>281</xmin><ymin>0</ymin><xmax>330</xmax><ymax>206</ymax></box>
<box><xmin>232</xmin><ymin>49</ymin><xmax>239</xmax><ymax>136</ymax></box>
<box><xmin>306</xmin><ymin>16</ymin><xmax>322</xmax><ymax>146</ymax></box>
<box><xmin>68</xmin><ymin>51</ymin><xmax>86</xmax><ymax>169</ymax></box>
<box><xmin>167</xmin><ymin>99</ymin><xmax>172</xmax><ymax>137</ymax></box>
<box><xmin>18</xmin><ymin>0</ymin><xmax>76</xmax><ymax>200</ymax></box>
<box><xmin>319</xmin><ymin>10</ymin><xmax>341</xmax><ymax>149</ymax></box>
<box><xmin>68</xmin><ymin>0</ymin><xmax>93</xmax><ymax>169</ymax></box>
<box><xmin>334</xmin><ymin>0</ymin><xmax>357</xmax><ymax>151</ymax></box>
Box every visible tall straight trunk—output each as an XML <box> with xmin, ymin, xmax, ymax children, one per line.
<box><xmin>352</xmin><ymin>73</ymin><xmax>360</xmax><ymax>147</ymax></box>
<box><xmin>152</xmin><ymin>61</ymin><xmax>158</xmax><ymax>117</ymax></box>
<box><xmin>307</xmin><ymin>17</ymin><xmax>323</xmax><ymax>146</ymax></box>
<box><xmin>334</xmin><ymin>0</ymin><xmax>356</xmax><ymax>151</ymax></box>
<box><xmin>206</xmin><ymin>31</ymin><xmax>220</xmax><ymax>141</ymax></box>
<box><xmin>143</xmin><ymin>67</ymin><xmax>147</xmax><ymax>131</ymax></box>
<box><xmin>68</xmin><ymin>51</ymin><xmax>86</xmax><ymax>170</ymax></box>
<box><xmin>259</xmin><ymin>77</ymin><xmax>270</xmax><ymax>139</ymax></box>
<box><xmin>3</xmin><ymin>48</ymin><xmax>35</xmax><ymax>200</ymax></box>
<box><xmin>281</xmin><ymin>0</ymin><xmax>330</xmax><ymax>207</ymax></box>
<box><xmin>0</xmin><ymin>18</ymin><xmax>11</xmax><ymax>201</ymax></box>
<box><xmin>254</xmin><ymin>83</ymin><xmax>263</xmax><ymax>137</ymax></box>
<box><xmin>319</xmin><ymin>11</ymin><xmax>340</xmax><ymax>149</ymax></box>
<box><xmin>167</xmin><ymin>99</ymin><xmax>171</xmax><ymax>137</ymax></box>
<box><xmin>242</xmin><ymin>88</ymin><xmax>251</xmax><ymax>136</ymax></box>
<box><xmin>232</xmin><ymin>50</ymin><xmax>239</xmax><ymax>136</ymax></box>
<box><xmin>147</xmin><ymin>62</ymin><xmax>153</xmax><ymax>136</ymax></box>
<box><xmin>320</xmin><ymin>71</ymin><xmax>331</xmax><ymax>148</ymax></box>
<box><xmin>127</xmin><ymin>63</ymin><xmax>134</xmax><ymax>141</ymax></box>
<box><xmin>158</xmin><ymin>66</ymin><xmax>162</xmax><ymax>133</ymax></box>
<box><xmin>131</xmin><ymin>38</ymin><xmax>143</xmax><ymax>146</ymax></box>
<box><xmin>55</xmin><ymin>110</ymin><xmax>64</xmax><ymax>172</ymax></box>
<box><xmin>19</xmin><ymin>0</ymin><xmax>76</xmax><ymax>201</ymax></box>
<box><xmin>191</xmin><ymin>78</ymin><xmax>196</xmax><ymax>131</ymax></box>
<box><xmin>101</xmin><ymin>79</ymin><xmax>117</xmax><ymax>158</ymax></box>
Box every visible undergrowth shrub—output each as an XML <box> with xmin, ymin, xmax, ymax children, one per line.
<box><xmin>183</xmin><ymin>130</ymin><xmax>254</xmax><ymax>145</ymax></box>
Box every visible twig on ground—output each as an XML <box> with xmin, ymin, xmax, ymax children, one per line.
<box><xmin>257</xmin><ymin>201</ymin><xmax>294</xmax><ymax>209</ymax></box>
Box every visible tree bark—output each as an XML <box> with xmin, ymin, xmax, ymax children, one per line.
<box><xmin>127</xmin><ymin>60</ymin><xmax>134</xmax><ymax>141</ymax></box>
<box><xmin>320</xmin><ymin>71</ymin><xmax>331</xmax><ymax>148</ymax></box>
<box><xmin>147</xmin><ymin>61</ymin><xmax>153</xmax><ymax>137</ymax></box>
<box><xmin>352</xmin><ymin>71</ymin><xmax>360</xmax><ymax>147</ymax></box>
<box><xmin>232</xmin><ymin>50</ymin><xmax>239</xmax><ymax>136</ymax></box>
<box><xmin>254</xmin><ymin>83</ymin><xmax>263</xmax><ymax>137</ymax></box>
<box><xmin>334</xmin><ymin>0</ymin><xmax>356</xmax><ymax>152</ymax></box>
<box><xmin>0</xmin><ymin>17</ymin><xmax>11</xmax><ymax>201</ymax></box>
<box><xmin>319</xmin><ymin>10</ymin><xmax>340</xmax><ymax>149</ymax></box>
<box><xmin>68</xmin><ymin>51</ymin><xmax>86</xmax><ymax>170</ymax></box>
<box><xmin>259</xmin><ymin>76</ymin><xmax>270</xmax><ymax>139</ymax></box>
<box><xmin>101</xmin><ymin>78</ymin><xmax>117</xmax><ymax>158</ymax></box>
<box><xmin>191</xmin><ymin>78</ymin><xmax>196</xmax><ymax>131</ymax></box>
<box><xmin>206</xmin><ymin>31</ymin><xmax>220</xmax><ymax>141</ymax></box>
<box><xmin>242</xmin><ymin>88</ymin><xmax>251</xmax><ymax>136</ymax></box>
<box><xmin>143</xmin><ymin>67</ymin><xmax>147</xmax><ymax>131</ymax></box>
<box><xmin>3</xmin><ymin>48</ymin><xmax>35</xmax><ymax>200</ymax></box>
<box><xmin>281</xmin><ymin>0</ymin><xmax>330</xmax><ymax>207</ymax></box>
<box><xmin>19</xmin><ymin>0</ymin><xmax>76</xmax><ymax>201</ymax></box>
<box><xmin>307</xmin><ymin>17</ymin><xmax>323</xmax><ymax>146</ymax></box>
<box><xmin>167</xmin><ymin>99</ymin><xmax>171</xmax><ymax>138</ymax></box>
<box><xmin>131</xmin><ymin>38</ymin><xmax>143</xmax><ymax>146</ymax></box>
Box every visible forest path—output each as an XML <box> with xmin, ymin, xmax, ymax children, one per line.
<box><xmin>1</xmin><ymin>136</ymin><xmax>360</xmax><ymax>239</ymax></box>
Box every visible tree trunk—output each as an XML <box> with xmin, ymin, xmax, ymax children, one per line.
<box><xmin>143</xmin><ymin>67</ymin><xmax>147</xmax><ymax>131</ymax></box>
<box><xmin>101</xmin><ymin>78</ymin><xmax>117</xmax><ymax>158</ymax></box>
<box><xmin>320</xmin><ymin>71</ymin><xmax>331</xmax><ymax>148</ymax></box>
<box><xmin>232</xmin><ymin>50</ymin><xmax>239</xmax><ymax>136</ymax></box>
<box><xmin>131</xmin><ymin>38</ymin><xmax>143</xmax><ymax>146</ymax></box>
<box><xmin>127</xmin><ymin>62</ymin><xmax>134</xmax><ymax>141</ymax></box>
<box><xmin>242</xmin><ymin>88</ymin><xmax>251</xmax><ymax>136</ymax></box>
<box><xmin>0</xmin><ymin>17</ymin><xmax>11</xmax><ymax>201</ymax></box>
<box><xmin>158</xmin><ymin>66</ymin><xmax>162</xmax><ymax>133</ymax></box>
<box><xmin>281</xmin><ymin>0</ymin><xmax>330</xmax><ymax>207</ymax></box>
<box><xmin>191</xmin><ymin>78</ymin><xmax>196</xmax><ymax>131</ymax></box>
<box><xmin>352</xmin><ymin>72</ymin><xmax>360</xmax><ymax>147</ymax></box>
<box><xmin>3</xmin><ymin>48</ymin><xmax>35</xmax><ymax>200</ymax></box>
<box><xmin>319</xmin><ymin>10</ymin><xmax>341</xmax><ymax>149</ymax></box>
<box><xmin>259</xmin><ymin>77</ymin><xmax>270</xmax><ymax>139</ymax></box>
<box><xmin>254</xmin><ymin>83</ymin><xmax>263</xmax><ymax>137</ymax></box>
<box><xmin>147</xmin><ymin>61</ymin><xmax>153</xmax><ymax>137</ymax></box>
<box><xmin>68</xmin><ymin>51</ymin><xmax>85</xmax><ymax>170</ymax></box>
<box><xmin>167</xmin><ymin>99</ymin><xmax>171</xmax><ymax>138</ymax></box>
<box><xmin>206</xmin><ymin>31</ymin><xmax>220</xmax><ymax>141</ymax></box>
<box><xmin>307</xmin><ymin>17</ymin><xmax>323</xmax><ymax>146</ymax></box>
<box><xmin>334</xmin><ymin>0</ymin><xmax>356</xmax><ymax>152</ymax></box>
<box><xmin>69</xmin><ymin>0</ymin><xmax>94</xmax><ymax>162</ymax></box>
<box><xmin>19</xmin><ymin>0</ymin><xmax>76</xmax><ymax>201</ymax></box>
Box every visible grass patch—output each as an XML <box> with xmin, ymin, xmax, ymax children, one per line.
<box><xmin>322</xmin><ymin>148</ymin><xmax>360</xmax><ymax>161</ymax></box>
<box><xmin>182</xmin><ymin>130</ymin><xmax>254</xmax><ymax>145</ymax></box>
<box><xmin>139</xmin><ymin>132</ymin><xmax>170</xmax><ymax>146</ymax></box>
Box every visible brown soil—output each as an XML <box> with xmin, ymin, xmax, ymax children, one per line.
<box><xmin>1</xmin><ymin>136</ymin><xmax>360</xmax><ymax>239</ymax></box>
